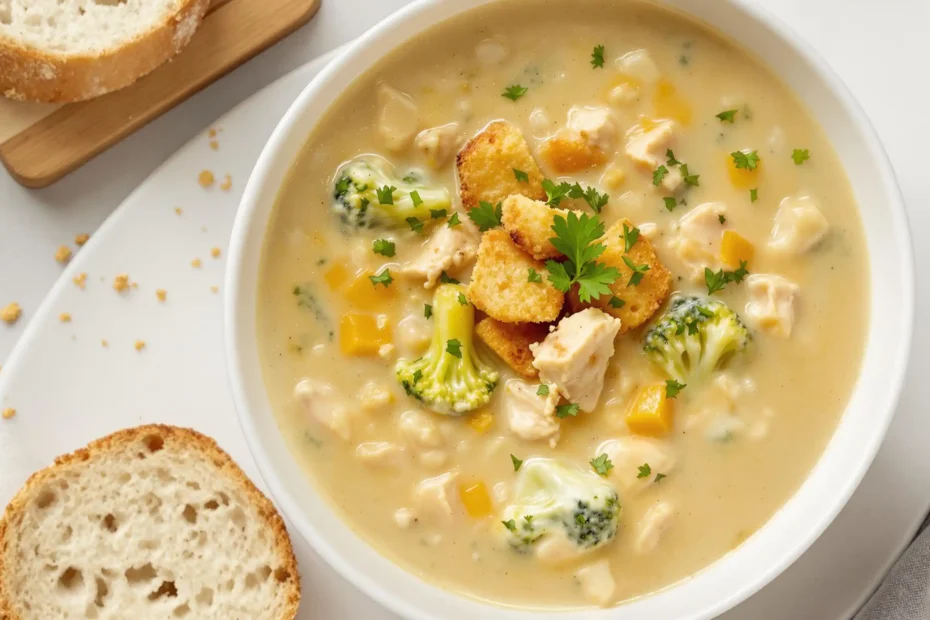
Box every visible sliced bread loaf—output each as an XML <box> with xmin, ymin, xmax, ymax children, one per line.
<box><xmin>0</xmin><ymin>425</ymin><xmax>300</xmax><ymax>619</ymax></box>
<box><xmin>0</xmin><ymin>0</ymin><xmax>210</xmax><ymax>102</ymax></box>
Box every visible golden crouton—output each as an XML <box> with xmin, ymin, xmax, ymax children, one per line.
<box><xmin>568</xmin><ymin>219</ymin><xmax>670</xmax><ymax>333</ymax></box>
<box><xmin>501</xmin><ymin>195</ymin><xmax>582</xmax><ymax>261</ymax></box>
<box><xmin>539</xmin><ymin>133</ymin><xmax>607</xmax><ymax>173</ymax></box>
<box><xmin>467</xmin><ymin>230</ymin><xmax>563</xmax><ymax>323</ymax></box>
<box><xmin>476</xmin><ymin>318</ymin><xmax>550</xmax><ymax>379</ymax></box>
<box><xmin>456</xmin><ymin>121</ymin><xmax>545</xmax><ymax>211</ymax></box>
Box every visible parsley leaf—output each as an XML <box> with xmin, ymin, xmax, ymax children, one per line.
<box><xmin>511</xmin><ymin>454</ymin><xmax>523</xmax><ymax>471</ymax></box>
<box><xmin>555</xmin><ymin>403</ymin><xmax>580</xmax><ymax>418</ymax></box>
<box><xmin>439</xmin><ymin>271</ymin><xmax>459</xmax><ymax>284</ymax></box>
<box><xmin>680</xmin><ymin>163</ymin><xmax>700</xmax><ymax>186</ymax></box>
<box><xmin>446</xmin><ymin>339</ymin><xmax>463</xmax><ymax>358</ymax></box>
<box><xmin>513</xmin><ymin>168</ymin><xmax>529</xmax><ymax>183</ymax></box>
<box><xmin>369</xmin><ymin>269</ymin><xmax>393</xmax><ymax>288</ymax></box>
<box><xmin>637</xmin><ymin>463</ymin><xmax>652</xmax><ymax>479</ymax></box>
<box><xmin>730</xmin><ymin>150</ymin><xmax>760</xmax><ymax>171</ymax></box>
<box><xmin>792</xmin><ymin>148</ymin><xmax>810</xmax><ymax>165</ymax></box>
<box><xmin>372</xmin><ymin>239</ymin><xmax>395</xmax><ymax>257</ymax></box>
<box><xmin>430</xmin><ymin>208</ymin><xmax>447</xmax><ymax>219</ymax></box>
<box><xmin>502</xmin><ymin>519</ymin><xmax>516</xmax><ymax>532</ymax></box>
<box><xmin>608</xmin><ymin>296</ymin><xmax>625</xmax><ymax>309</ymax></box>
<box><xmin>728</xmin><ymin>259</ymin><xmax>749</xmax><ymax>283</ymax></box>
<box><xmin>716</xmin><ymin>109</ymin><xmax>738</xmax><ymax>123</ymax></box>
<box><xmin>718</xmin><ymin>214</ymin><xmax>726</xmax><ymax>224</ymax></box>
<box><xmin>410</xmin><ymin>190</ymin><xmax>423</xmax><ymax>207</ymax></box>
<box><xmin>591</xmin><ymin>44</ymin><xmax>605</xmax><ymax>69</ymax></box>
<box><xmin>665</xmin><ymin>379</ymin><xmax>686</xmax><ymax>398</ymax></box>
<box><xmin>622</xmin><ymin>223</ymin><xmax>640</xmax><ymax>253</ymax></box>
<box><xmin>406</xmin><ymin>217</ymin><xmax>424</xmax><ymax>233</ymax></box>
<box><xmin>527</xmin><ymin>268</ymin><xmax>542</xmax><ymax>283</ymax></box>
<box><xmin>424</xmin><ymin>304</ymin><xmax>432</xmax><ymax>319</ymax></box>
<box><xmin>448</xmin><ymin>212</ymin><xmax>461</xmax><ymax>227</ymax></box>
<box><xmin>544</xmin><ymin>212</ymin><xmax>620</xmax><ymax>302</ymax></box>
<box><xmin>622</xmin><ymin>255</ymin><xmax>650</xmax><ymax>286</ymax></box>
<box><xmin>704</xmin><ymin>260</ymin><xmax>750</xmax><ymax>294</ymax></box>
<box><xmin>457</xmin><ymin>292</ymin><xmax>468</xmax><ymax>306</ymax></box>
<box><xmin>663</xmin><ymin>196</ymin><xmax>679</xmax><ymax>211</ymax></box>
<box><xmin>468</xmin><ymin>201</ymin><xmax>503</xmax><ymax>231</ymax></box>
<box><xmin>655</xmin><ymin>473</ymin><xmax>667</xmax><ymax>483</ymax></box>
<box><xmin>542</xmin><ymin>179</ymin><xmax>573</xmax><ymax>206</ymax></box>
<box><xmin>653</xmin><ymin>165</ymin><xmax>669</xmax><ymax>186</ymax></box>
<box><xmin>579</xmin><ymin>185</ymin><xmax>609</xmax><ymax>213</ymax></box>
<box><xmin>376</xmin><ymin>185</ymin><xmax>396</xmax><ymax>205</ymax></box>
<box><xmin>666</xmin><ymin>149</ymin><xmax>682</xmax><ymax>166</ymax></box>
<box><xmin>750</xmin><ymin>188</ymin><xmax>758</xmax><ymax>203</ymax></box>
<box><xmin>536</xmin><ymin>384</ymin><xmax>550</xmax><ymax>396</ymax></box>
<box><xmin>590</xmin><ymin>453</ymin><xmax>614</xmax><ymax>477</ymax></box>
<box><xmin>502</xmin><ymin>84</ymin><xmax>528</xmax><ymax>101</ymax></box>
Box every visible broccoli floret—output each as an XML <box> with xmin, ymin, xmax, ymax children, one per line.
<box><xmin>395</xmin><ymin>283</ymin><xmax>499</xmax><ymax>415</ymax></box>
<box><xmin>643</xmin><ymin>295</ymin><xmax>750</xmax><ymax>383</ymax></box>
<box><xmin>332</xmin><ymin>155</ymin><xmax>451</xmax><ymax>230</ymax></box>
<box><xmin>500</xmin><ymin>458</ymin><xmax>620</xmax><ymax>553</ymax></box>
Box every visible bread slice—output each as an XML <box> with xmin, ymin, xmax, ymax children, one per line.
<box><xmin>0</xmin><ymin>425</ymin><xmax>300</xmax><ymax>619</ymax></box>
<box><xmin>475</xmin><ymin>317</ymin><xmax>550</xmax><ymax>379</ymax></box>
<box><xmin>0</xmin><ymin>0</ymin><xmax>210</xmax><ymax>102</ymax></box>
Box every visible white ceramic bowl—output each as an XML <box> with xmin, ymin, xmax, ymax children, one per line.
<box><xmin>225</xmin><ymin>0</ymin><xmax>915</xmax><ymax>617</ymax></box>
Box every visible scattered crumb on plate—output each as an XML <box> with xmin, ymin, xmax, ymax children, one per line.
<box><xmin>2</xmin><ymin>408</ymin><xmax>15</xmax><ymax>420</ymax></box>
<box><xmin>208</xmin><ymin>128</ymin><xmax>217</xmax><ymax>138</ymax></box>
<box><xmin>211</xmin><ymin>247</ymin><xmax>221</xmax><ymax>259</ymax></box>
<box><xmin>134</xmin><ymin>340</ymin><xmax>146</xmax><ymax>351</ymax></box>
<box><xmin>175</xmin><ymin>207</ymin><xmax>183</xmax><ymax>216</ymax></box>
<box><xmin>59</xmin><ymin>312</ymin><xmax>72</xmax><ymax>323</ymax></box>
<box><xmin>210</xmin><ymin>140</ymin><xmax>219</xmax><ymax>150</ymax></box>
<box><xmin>2</xmin><ymin>302</ymin><xmax>22</xmax><ymax>324</ymax></box>
<box><xmin>73</xmin><ymin>273</ymin><xmax>87</xmax><ymax>289</ymax></box>
<box><xmin>156</xmin><ymin>289</ymin><xmax>167</xmax><ymax>302</ymax></box>
<box><xmin>113</xmin><ymin>274</ymin><xmax>130</xmax><ymax>292</ymax></box>
<box><xmin>75</xmin><ymin>233</ymin><xmax>90</xmax><ymax>246</ymax></box>
<box><xmin>55</xmin><ymin>245</ymin><xmax>72</xmax><ymax>264</ymax></box>
<box><xmin>101</xmin><ymin>339</ymin><xmax>108</xmax><ymax>347</ymax></box>
<box><xmin>210</xmin><ymin>286</ymin><xmax>219</xmax><ymax>294</ymax></box>
<box><xmin>198</xmin><ymin>170</ymin><xmax>215</xmax><ymax>187</ymax></box>
<box><xmin>191</xmin><ymin>258</ymin><xmax>202</xmax><ymax>268</ymax></box>
<box><xmin>220</xmin><ymin>174</ymin><xmax>232</xmax><ymax>191</ymax></box>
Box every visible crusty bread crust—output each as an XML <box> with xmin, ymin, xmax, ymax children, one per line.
<box><xmin>0</xmin><ymin>424</ymin><xmax>301</xmax><ymax>619</ymax></box>
<box><xmin>0</xmin><ymin>0</ymin><xmax>209</xmax><ymax>103</ymax></box>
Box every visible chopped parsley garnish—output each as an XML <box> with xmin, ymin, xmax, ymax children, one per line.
<box><xmin>457</xmin><ymin>292</ymin><xmax>468</xmax><ymax>306</ymax></box>
<box><xmin>513</xmin><ymin>168</ymin><xmax>529</xmax><ymax>183</ymax></box>
<box><xmin>555</xmin><ymin>402</ymin><xmax>580</xmax><ymax>418</ymax></box>
<box><xmin>792</xmin><ymin>148</ymin><xmax>810</xmax><ymax>165</ymax></box>
<box><xmin>511</xmin><ymin>454</ymin><xmax>523</xmax><ymax>472</ymax></box>
<box><xmin>681</xmin><ymin>163</ymin><xmax>700</xmax><ymax>186</ymax></box>
<box><xmin>536</xmin><ymin>384</ymin><xmax>550</xmax><ymax>396</ymax></box>
<box><xmin>439</xmin><ymin>271</ymin><xmax>459</xmax><ymax>284</ymax></box>
<box><xmin>655</xmin><ymin>473</ymin><xmax>667</xmax><ymax>483</ymax></box>
<box><xmin>410</xmin><ymin>190</ymin><xmax>423</xmax><ymax>207</ymax></box>
<box><xmin>542</xmin><ymin>179</ymin><xmax>573</xmax><ymax>206</ymax></box>
<box><xmin>544</xmin><ymin>212</ymin><xmax>620</xmax><ymax>303</ymax></box>
<box><xmin>718</xmin><ymin>214</ymin><xmax>726</xmax><ymax>224</ymax></box>
<box><xmin>502</xmin><ymin>519</ymin><xmax>517</xmax><ymax>532</ymax></box>
<box><xmin>468</xmin><ymin>201</ymin><xmax>503</xmax><ymax>231</ymax></box>
<box><xmin>608</xmin><ymin>296</ymin><xmax>625</xmax><ymax>309</ymax></box>
<box><xmin>716</xmin><ymin>109</ymin><xmax>738</xmax><ymax>123</ymax></box>
<box><xmin>578</xmin><ymin>185</ymin><xmax>609</xmax><ymax>213</ymax></box>
<box><xmin>652</xmin><ymin>165</ymin><xmax>669</xmax><ymax>186</ymax></box>
<box><xmin>376</xmin><ymin>185</ymin><xmax>396</xmax><ymax>205</ymax></box>
<box><xmin>447</xmin><ymin>212</ymin><xmax>461</xmax><ymax>227</ymax></box>
<box><xmin>637</xmin><ymin>463</ymin><xmax>652</xmax><ymax>479</ymax></box>
<box><xmin>412</xmin><ymin>369</ymin><xmax>422</xmax><ymax>383</ymax></box>
<box><xmin>622</xmin><ymin>223</ymin><xmax>640</xmax><ymax>253</ymax></box>
<box><xmin>424</xmin><ymin>304</ymin><xmax>432</xmax><ymax>319</ymax></box>
<box><xmin>446</xmin><ymin>339</ymin><xmax>463</xmax><ymax>358</ymax></box>
<box><xmin>590</xmin><ymin>44</ymin><xmax>605</xmax><ymax>69</ymax></box>
<box><xmin>369</xmin><ymin>269</ymin><xmax>393</xmax><ymax>288</ymax></box>
<box><xmin>527</xmin><ymin>268</ymin><xmax>543</xmax><ymax>283</ymax></box>
<box><xmin>372</xmin><ymin>239</ymin><xmax>395</xmax><ymax>257</ymax></box>
<box><xmin>666</xmin><ymin>149</ymin><xmax>682</xmax><ymax>166</ymax></box>
<box><xmin>665</xmin><ymin>379</ymin><xmax>686</xmax><ymax>398</ymax></box>
<box><xmin>704</xmin><ymin>260</ymin><xmax>749</xmax><ymax>294</ymax></box>
<box><xmin>430</xmin><ymin>208</ymin><xmax>447</xmax><ymax>219</ymax></box>
<box><xmin>406</xmin><ymin>217</ymin><xmax>424</xmax><ymax>233</ymax></box>
<box><xmin>590</xmin><ymin>453</ymin><xmax>614</xmax><ymax>477</ymax></box>
<box><xmin>728</xmin><ymin>260</ymin><xmax>750</xmax><ymax>283</ymax></box>
<box><xmin>575</xmin><ymin>513</ymin><xmax>587</xmax><ymax>526</ymax></box>
<box><xmin>750</xmin><ymin>188</ymin><xmax>758</xmax><ymax>203</ymax></box>
<box><xmin>502</xmin><ymin>84</ymin><xmax>528</xmax><ymax>101</ymax></box>
<box><xmin>663</xmin><ymin>196</ymin><xmax>679</xmax><ymax>211</ymax></box>
<box><xmin>622</xmin><ymin>255</ymin><xmax>650</xmax><ymax>286</ymax></box>
<box><xmin>730</xmin><ymin>150</ymin><xmax>760</xmax><ymax>171</ymax></box>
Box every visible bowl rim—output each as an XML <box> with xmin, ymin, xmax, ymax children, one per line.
<box><xmin>224</xmin><ymin>0</ymin><xmax>915</xmax><ymax>617</ymax></box>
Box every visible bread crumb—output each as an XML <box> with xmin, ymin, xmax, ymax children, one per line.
<box><xmin>101</xmin><ymin>339</ymin><xmax>108</xmax><ymax>347</ymax></box>
<box><xmin>156</xmin><ymin>289</ymin><xmax>167</xmax><ymax>302</ymax></box>
<box><xmin>73</xmin><ymin>273</ymin><xmax>87</xmax><ymax>289</ymax></box>
<box><xmin>75</xmin><ymin>233</ymin><xmax>90</xmax><ymax>246</ymax></box>
<box><xmin>211</xmin><ymin>247</ymin><xmax>221</xmax><ymax>258</ymax></box>
<box><xmin>210</xmin><ymin>286</ymin><xmax>219</xmax><ymax>294</ymax></box>
<box><xmin>55</xmin><ymin>245</ymin><xmax>72</xmax><ymax>264</ymax></box>
<box><xmin>198</xmin><ymin>170</ymin><xmax>215</xmax><ymax>187</ymax></box>
<box><xmin>59</xmin><ymin>312</ymin><xmax>72</xmax><ymax>323</ymax></box>
<box><xmin>209</xmin><ymin>140</ymin><xmax>219</xmax><ymax>150</ymax></box>
<box><xmin>113</xmin><ymin>274</ymin><xmax>130</xmax><ymax>292</ymax></box>
<box><xmin>208</xmin><ymin>128</ymin><xmax>217</xmax><ymax>138</ymax></box>
<box><xmin>175</xmin><ymin>207</ymin><xmax>183</xmax><ymax>216</ymax></box>
<box><xmin>2</xmin><ymin>408</ymin><xmax>15</xmax><ymax>420</ymax></box>
<box><xmin>191</xmin><ymin>258</ymin><xmax>202</xmax><ymax>268</ymax></box>
<box><xmin>2</xmin><ymin>302</ymin><xmax>22</xmax><ymax>324</ymax></box>
<box><xmin>220</xmin><ymin>174</ymin><xmax>232</xmax><ymax>191</ymax></box>
<box><xmin>134</xmin><ymin>340</ymin><xmax>146</xmax><ymax>351</ymax></box>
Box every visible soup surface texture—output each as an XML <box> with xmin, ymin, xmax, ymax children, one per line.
<box><xmin>257</xmin><ymin>0</ymin><xmax>868</xmax><ymax>609</ymax></box>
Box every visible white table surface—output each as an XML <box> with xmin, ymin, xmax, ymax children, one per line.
<box><xmin>0</xmin><ymin>0</ymin><xmax>927</xmax><ymax>616</ymax></box>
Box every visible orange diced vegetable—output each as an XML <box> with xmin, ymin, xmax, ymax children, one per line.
<box><xmin>324</xmin><ymin>263</ymin><xmax>349</xmax><ymax>291</ymax></box>
<box><xmin>339</xmin><ymin>314</ymin><xmax>392</xmax><ymax>356</ymax></box>
<box><xmin>625</xmin><ymin>384</ymin><xmax>674</xmax><ymax>437</ymax></box>
<box><xmin>726</xmin><ymin>151</ymin><xmax>762</xmax><ymax>188</ymax></box>
<box><xmin>467</xmin><ymin>410</ymin><xmax>494</xmax><ymax>433</ymax></box>
<box><xmin>540</xmin><ymin>135</ymin><xmax>607</xmax><ymax>173</ymax></box>
<box><xmin>344</xmin><ymin>270</ymin><xmax>396</xmax><ymax>308</ymax></box>
<box><xmin>652</xmin><ymin>79</ymin><xmax>692</xmax><ymax>126</ymax></box>
<box><xmin>720</xmin><ymin>230</ymin><xmax>755</xmax><ymax>268</ymax></box>
<box><xmin>459</xmin><ymin>482</ymin><xmax>493</xmax><ymax>518</ymax></box>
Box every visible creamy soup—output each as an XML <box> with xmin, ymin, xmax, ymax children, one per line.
<box><xmin>257</xmin><ymin>0</ymin><xmax>868</xmax><ymax>609</ymax></box>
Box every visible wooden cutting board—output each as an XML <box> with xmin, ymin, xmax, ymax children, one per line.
<box><xmin>0</xmin><ymin>0</ymin><xmax>320</xmax><ymax>189</ymax></box>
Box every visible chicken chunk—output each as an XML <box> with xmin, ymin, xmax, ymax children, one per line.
<box><xmin>415</xmin><ymin>122</ymin><xmax>463</xmax><ymax>169</ymax></box>
<box><xmin>294</xmin><ymin>379</ymin><xmax>352</xmax><ymax>441</ymax></box>
<box><xmin>567</xmin><ymin>105</ymin><xmax>618</xmax><ymax>151</ymax></box>
<box><xmin>745</xmin><ymin>273</ymin><xmax>800</xmax><ymax>338</ymax></box>
<box><xmin>575</xmin><ymin>559</ymin><xmax>616</xmax><ymax>607</ymax></box>
<box><xmin>504</xmin><ymin>379</ymin><xmax>561</xmax><ymax>445</ymax></box>
<box><xmin>413</xmin><ymin>471</ymin><xmax>459</xmax><ymax>521</ymax></box>
<box><xmin>625</xmin><ymin>118</ymin><xmax>677</xmax><ymax>171</ymax></box>
<box><xmin>595</xmin><ymin>437</ymin><xmax>675</xmax><ymax>496</ymax></box>
<box><xmin>769</xmin><ymin>196</ymin><xmax>829</xmax><ymax>254</ymax></box>
<box><xmin>530</xmin><ymin>308</ymin><xmax>622</xmax><ymax>411</ymax></box>
<box><xmin>615</xmin><ymin>49</ymin><xmax>661</xmax><ymax>84</ymax></box>
<box><xmin>399</xmin><ymin>409</ymin><xmax>444</xmax><ymax>449</ymax></box>
<box><xmin>669</xmin><ymin>201</ymin><xmax>728</xmax><ymax>280</ymax></box>
<box><xmin>356</xmin><ymin>442</ymin><xmax>405</xmax><ymax>469</ymax></box>
<box><xmin>377</xmin><ymin>84</ymin><xmax>419</xmax><ymax>152</ymax></box>
<box><xmin>633</xmin><ymin>501</ymin><xmax>675</xmax><ymax>555</ymax></box>
<box><xmin>403</xmin><ymin>218</ymin><xmax>480</xmax><ymax>288</ymax></box>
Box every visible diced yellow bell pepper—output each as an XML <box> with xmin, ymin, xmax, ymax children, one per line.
<box><xmin>339</xmin><ymin>314</ymin><xmax>392</xmax><ymax>356</ymax></box>
<box><xmin>467</xmin><ymin>410</ymin><xmax>494</xmax><ymax>433</ymax></box>
<box><xmin>720</xmin><ymin>230</ymin><xmax>755</xmax><ymax>268</ymax></box>
<box><xmin>726</xmin><ymin>151</ymin><xmax>762</xmax><ymax>188</ymax></box>
<box><xmin>625</xmin><ymin>384</ymin><xmax>674</xmax><ymax>436</ymax></box>
<box><xmin>324</xmin><ymin>263</ymin><xmax>349</xmax><ymax>291</ymax></box>
<box><xmin>459</xmin><ymin>481</ymin><xmax>493</xmax><ymax>518</ymax></box>
<box><xmin>344</xmin><ymin>270</ymin><xmax>396</xmax><ymax>308</ymax></box>
<box><xmin>653</xmin><ymin>79</ymin><xmax>693</xmax><ymax>126</ymax></box>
